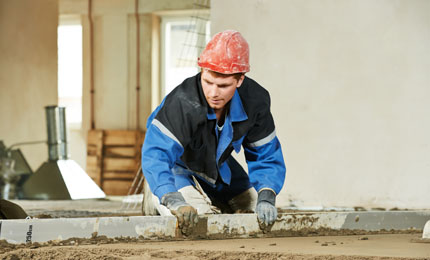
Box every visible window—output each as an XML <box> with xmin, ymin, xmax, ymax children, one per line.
<box><xmin>161</xmin><ymin>16</ymin><xmax>210</xmax><ymax>97</ymax></box>
<box><xmin>57</xmin><ymin>16</ymin><xmax>83</xmax><ymax>129</ymax></box>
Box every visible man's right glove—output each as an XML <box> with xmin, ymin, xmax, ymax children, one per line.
<box><xmin>161</xmin><ymin>192</ymin><xmax>199</xmax><ymax>236</ymax></box>
<box><xmin>256</xmin><ymin>189</ymin><xmax>277</xmax><ymax>233</ymax></box>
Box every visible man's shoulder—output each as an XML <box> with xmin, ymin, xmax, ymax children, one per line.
<box><xmin>160</xmin><ymin>74</ymin><xmax>206</xmax><ymax>118</ymax></box>
<box><xmin>238</xmin><ymin>76</ymin><xmax>271</xmax><ymax>105</ymax></box>
<box><xmin>170</xmin><ymin>74</ymin><xmax>200</xmax><ymax>97</ymax></box>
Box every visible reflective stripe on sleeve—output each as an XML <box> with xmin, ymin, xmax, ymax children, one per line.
<box><xmin>152</xmin><ymin>119</ymin><xmax>183</xmax><ymax>147</ymax></box>
<box><xmin>247</xmin><ymin>129</ymin><xmax>276</xmax><ymax>148</ymax></box>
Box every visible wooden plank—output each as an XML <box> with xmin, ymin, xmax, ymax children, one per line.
<box><xmin>103</xmin><ymin>158</ymin><xmax>137</xmax><ymax>172</ymax></box>
<box><xmin>137</xmin><ymin>131</ymin><xmax>145</xmax><ymax>147</ymax></box>
<box><xmin>87</xmin><ymin>130</ymin><xmax>103</xmax><ymax>157</ymax></box>
<box><xmin>104</xmin><ymin>130</ymin><xmax>138</xmax><ymax>146</ymax></box>
<box><xmin>87</xmin><ymin>129</ymin><xmax>103</xmax><ymax>145</ymax></box>
<box><xmin>104</xmin><ymin>147</ymin><xmax>137</xmax><ymax>158</ymax></box>
<box><xmin>103</xmin><ymin>171</ymin><xmax>136</xmax><ymax>180</ymax></box>
<box><xmin>86</xmin><ymin>145</ymin><xmax>99</xmax><ymax>156</ymax></box>
<box><xmin>86</xmin><ymin>155</ymin><xmax>101</xmax><ymax>185</ymax></box>
<box><xmin>86</xmin><ymin>155</ymin><xmax>99</xmax><ymax>171</ymax></box>
<box><xmin>103</xmin><ymin>180</ymin><xmax>133</xmax><ymax>195</ymax></box>
<box><xmin>86</xmin><ymin>129</ymin><xmax>145</xmax><ymax>191</ymax></box>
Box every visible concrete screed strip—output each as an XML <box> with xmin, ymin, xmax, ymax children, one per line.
<box><xmin>0</xmin><ymin>211</ymin><xmax>429</xmax><ymax>244</ymax></box>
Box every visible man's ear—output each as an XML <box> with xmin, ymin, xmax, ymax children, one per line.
<box><xmin>236</xmin><ymin>74</ymin><xmax>245</xmax><ymax>88</ymax></box>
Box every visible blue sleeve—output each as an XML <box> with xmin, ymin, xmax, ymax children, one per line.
<box><xmin>141</xmin><ymin>117</ymin><xmax>184</xmax><ymax>200</ymax></box>
<box><xmin>244</xmin><ymin>136</ymin><xmax>286</xmax><ymax>194</ymax></box>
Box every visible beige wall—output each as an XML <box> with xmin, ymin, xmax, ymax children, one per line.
<box><xmin>59</xmin><ymin>0</ymin><xmax>194</xmax><ymax>169</ymax></box>
<box><xmin>0</xmin><ymin>0</ymin><xmax>196</xmax><ymax>171</ymax></box>
<box><xmin>61</xmin><ymin>0</ymin><xmax>196</xmax><ymax>169</ymax></box>
<box><xmin>0</xmin><ymin>0</ymin><xmax>59</xmax><ymax>169</ymax></box>
<box><xmin>213</xmin><ymin>0</ymin><xmax>430</xmax><ymax>209</ymax></box>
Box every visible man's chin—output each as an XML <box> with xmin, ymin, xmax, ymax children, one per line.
<box><xmin>210</xmin><ymin>105</ymin><xmax>224</xmax><ymax>110</ymax></box>
<box><xmin>209</xmin><ymin>103</ymin><xmax>223</xmax><ymax>109</ymax></box>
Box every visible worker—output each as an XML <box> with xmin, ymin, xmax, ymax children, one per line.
<box><xmin>141</xmin><ymin>30</ymin><xmax>286</xmax><ymax>235</ymax></box>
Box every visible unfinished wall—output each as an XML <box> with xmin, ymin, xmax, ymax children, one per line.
<box><xmin>0</xmin><ymin>0</ymin><xmax>58</xmax><ymax>169</ymax></box>
<box><xmin>61</xmin><ymin>0</ymin><xmax>196</xmax><ymax>130</ymax></box>
<box><xmin>60</xmin><ymin>0</ymin><xmax>195</xmax><ymax>169</ymax></box>
<box><xmin>212</xmin><ymin>0</ymin><xmax>430</xmax><ymax>209</ymax></box>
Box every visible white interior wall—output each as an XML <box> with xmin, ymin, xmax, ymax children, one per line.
<box><xmin>213</xmin><ymin>0</ymin><xmax>430</xmax><ymax>209</ymax></box>
<box><xmin>0</xmin><ymin>0</ymin><xmax>58</xmax><ymax>170</ymax></box>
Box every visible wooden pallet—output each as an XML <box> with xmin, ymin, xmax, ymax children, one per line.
<box><xmin>86</xmin><ymin>129</ymin><xmax>145</xmax><ymax>195</ymax></box>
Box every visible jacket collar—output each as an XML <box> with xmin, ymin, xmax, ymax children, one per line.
<box><xmin>207</xmin><ymin>108</ymin><xmax>217</xmax><ymax>120</ymax></box>
<box><xmin>229</xmin><ymin>90</ymin><xmax>248</xmax><ymax>122</ymax></box>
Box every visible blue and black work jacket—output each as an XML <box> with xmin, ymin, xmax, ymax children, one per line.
<box><xmin>141</xmin><ymin>73</ymin><xmax>286</xmax><ymax>200</ymax></box>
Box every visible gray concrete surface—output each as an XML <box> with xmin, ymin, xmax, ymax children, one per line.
<box><xmin>2</xmin><ymin>197</ymin><xmax>430</xmax><ymax>244</ymax></box>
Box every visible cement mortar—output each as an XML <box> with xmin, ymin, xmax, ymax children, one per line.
<box><xmin>0</xmin><ymin>228</ymin><xmax>422</xmax><ymax>255</ymax></box>
<box><xmin>0</xmin><ymin>248</ymin><xmax>425</xmax><ymax>260</ymax></box>
<box><xmin>1</xmin><ymin>234</ymin><xmax>429</xmax><ymax>260</ymax></box>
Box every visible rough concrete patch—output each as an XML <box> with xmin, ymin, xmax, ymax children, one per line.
<box><xmin>342</xmin><ymin>212</ymin><xmax>430</xmax><ymax>231</ymax></box>
<box><xmin>0</xmin><ymin>242</ymin><xmax>428</xmax><ymax>260</ymax></box>
<box><xmin>410</xmin><ymin>238</ymin><xmax>430</xmax><ymax>244</ymax></box>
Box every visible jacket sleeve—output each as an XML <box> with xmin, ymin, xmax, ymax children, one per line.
<box><xmin>141</xmin><ymin>119</ymin><xmax>184</xmax><ymax>199</ymax></box>
<box><xmin>141</xmin><ymin>88</ymin><xmax>205</xmax><ymax>199</ymax></box>
<box><xmin>243</xmin><ymin>92</ymin><xmax>286</xmax><ymax>194</ymax></box>
<box><xmin>244</xmin><ymin>136</ymin><xmax>286</xmax><ymax>194</ymax></box>
<box><xmin>141</xmin><ymin>95</ymin><xmax>190</xmax><ymax>200</ymax></box>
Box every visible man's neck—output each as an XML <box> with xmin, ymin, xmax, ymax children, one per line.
<box><xmin>215</xmin><ymin>108</ymin><xmax>226</xmax><ymax>126</ymax></box>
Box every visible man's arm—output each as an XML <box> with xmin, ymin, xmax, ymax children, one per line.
<box><xmin>244</xmin><ymin>134</ymin><xmax>286</xmax><ymax>232</ymax></box>
<box><xmin>141</xmin><ymin>121</ymin><xmax>182</xmax><ymax>198</ymax></box>
<box><xmin>244</xmin><ymin>135</ymin><xmax>286</xmax><ymax>194</ymax></box>
<box><xmin>141</xmin><ymin>117</ymin><xmax>198</xmax><ymax>235</ymax></box>
<box><xmin>240</xmin><ymin>83</ymin><xmax>286</xmax><ymax>231</ymax></box>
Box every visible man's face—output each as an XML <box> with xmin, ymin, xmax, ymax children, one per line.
<box><xmin>201</xmin><ymin>69</ymin><xmax>244</xmax><ymax>111</ymax></box>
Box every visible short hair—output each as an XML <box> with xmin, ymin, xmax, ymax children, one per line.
<box><xmin>201</xmin><ymin>68</ymin><xmax>244</xmax><ymax>82</ymax></box>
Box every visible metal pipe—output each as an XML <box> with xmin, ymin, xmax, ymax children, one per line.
<box><xmin>45</xmin><ymin>106</ymin><xmax>69</xmax><ymax>161</ymax></box>
<box><xmin>135</xmin><ymin>0</ymin><xmax>141</xmax><ymax>131</ymax></box>
<box><xmin>89</xmin><ymin>0</ymin><xmax>95</xmax><ymax>130</ymax></box>
<box><xmin>0</xmin><ymin>157</ymin><xmax>17</xmax><ymax>199</ymax></box>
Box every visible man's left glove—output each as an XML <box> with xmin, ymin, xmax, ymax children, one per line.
<box><xmin>161</xmin><ymin>192</ymin><xmax>199</xmax><ymax>236</ymax></box>
<box><xmin>256</xmin><ymin>189</ymin><xmax>277</xmax><ymax>233</ymax></box>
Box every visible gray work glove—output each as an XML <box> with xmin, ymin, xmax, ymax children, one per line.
<box><xmin>256</xmin><ymin>189</ymin><xmax>277</xmax><ymax>233</ymax></box>
<box><xmin>161</xmin><ymin>192</ymin><xmax>199</xmax><ymax>236</ymax></box>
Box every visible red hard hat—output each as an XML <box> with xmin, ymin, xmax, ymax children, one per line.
<box><xmin>198</xmin><ymin>30</ymin><xmax>250</xmax><ymax>74</ymax></box>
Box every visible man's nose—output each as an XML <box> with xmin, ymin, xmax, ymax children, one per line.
<box><xmin>209</xmin><ymin>86</ymin><xmax>219</xmax><ymax>97</ymax></box>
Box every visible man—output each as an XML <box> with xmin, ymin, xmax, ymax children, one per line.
<box><xmin>141</xmin><ymin>30</ymin><xmax>286</xmax><ymax>235</ymax></box>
